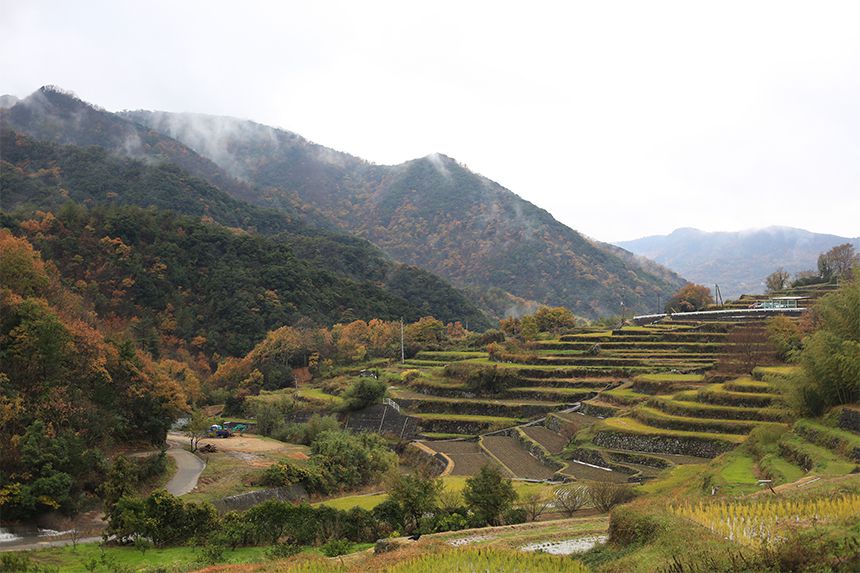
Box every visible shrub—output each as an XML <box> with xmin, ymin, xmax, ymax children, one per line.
<box><xmin>608</xmin><ymin>504</ymin><xmax>672</xmax><ymax>545</ymax></box>
<box><xmin>766</xmin><ymin>315</ymin><xmax>803</xmax><ymax>361</ymax></box>
<box><xmin>665</xmin><ymin>284</ymin><xmax>713</xmax><ymax>313</ymax></box>
<box><xmin>400</xmin><ymin>369</ymin><xmax>421</xmax><ymax>383</ymax></box>
<box><xmin>266</xmin><ymin>542</ymin><xmax>302</xmax><ymax>559</ymax></box>
<box><xmin>0</xmin><ymin>554</ymin><xmax>59</xmax><ymax>573</ymax></box>
<box><xmin>502</xmin><ymin>507</ymin><xmax>528</xmax><ymax>525</ymax></box>
<box><xmin>387</xmin><ymin>473</ymin><xmax>442</xmax><ymax>533</ymax></box>
<box><xmin>786</xmin><ymin>276</ymin><xmax>860</xmax><ymax>416</ymax></box>
<box><xmin>445</xmin><ymin>363</ymin><xmax>520</xmax><ymax>394</ymax></box>
<box><xmin>273</xmin><ymin>414</ymin><xmax>341</xmax><ymax>446</ymax></box>
<box><xmin>518</xmin><ymin>491</ymin><xmax>552</xmax><ymax>521</ymax></box>
<box><xmin>311</xmin><ymin>430</ymin><xmax>397</xmax><ymax>491</ymax></box>
<box><xmin>321</xmin><ymin>539</ymin><xmax>352</xmax><ymax>557</ymax></box>
<box><xmin>196</xmin><ymin>543</ymin><xmax>226</xmax><ymax>566</ymax></box>
<box><xmin>259</xmin><ymin>462</ymin><xmax>331</xmax><ymax>493</ymax></box>
<box><xmin>341</xmin><ymin>378</ymin><xmax>387</xmax><ymax>411</ymax></box>
<box><xmin>105</xmin><ymin>490</ymin><xmax>217</xmax><ymax>547</ymax></box>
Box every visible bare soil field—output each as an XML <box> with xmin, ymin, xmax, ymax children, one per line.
<box><xmin>522</xmin><ymin>426</ymin><xmax>569</xmax><ymax>454</ymax></box>
<box><xmin>424</xmin><ymin>440</ymin><xmax>501</xmax><ymax>475</ymax></box>
<box><xmin>560</xmin><ymin>460</ymin><xmax>631</xmax><ymax>483</ymax></box>
<box><xmin>482</xmin><ymin>436</ymin><xmax>557</xmax><ymax>480</ymax></box>
<box><xmin>168</xmin><ymin>432</ymin><xmax>309</xmax><ymax>459</ymax></box>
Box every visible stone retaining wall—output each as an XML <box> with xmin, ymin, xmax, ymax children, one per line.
<box><xmin>509</xmin><ymin>428</ymin><xmax>565</xmax><ymax>472</ymax></box>
<box><xmin>593</xmin><ymin>430</ymin><xmax>735</xmax><ymax>458</ymax></box>
<box><xmin>213</xmin><ymin>485</ymin><xmax>307</xmax><ymax>512</ymax></box>
<box><xmin>406</xmin><ymin>442</ymin><xmax>453</xmax><ymax>476</ymax></box>
<box><xmin>839</xmin><ymin>407</ymin><xmax>860</xmax><ymax>434</ymax></box>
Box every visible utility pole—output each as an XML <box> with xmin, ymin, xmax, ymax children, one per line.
<box><xmin>657</xmin><ymin>293</ymin><xmax>661</xmax><ymax>314</ymax></box>
<box><xmin>400</xmin><ymin>317</ymin><xmax>405</xmax><ymax>364</ymax></box>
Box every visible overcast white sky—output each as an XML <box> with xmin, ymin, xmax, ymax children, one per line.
<box><xmin>2</xmin><ymin>1</ymin><xmax>859</xmax><ymax>241</ymax></box>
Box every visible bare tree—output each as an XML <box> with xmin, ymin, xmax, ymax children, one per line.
<box><xmin>186</xmin><ymin>410</ymin><xmax>211</xmax><ymax>453</ymax></box>
<box><xmin>518</xmin><ymin>491</ymin><xmax>552</xmax><ymax>522</ymax></box>
<box><xmin>587</xmin><ymin>482</ymin><xmax>635</xmax><ymax>512</ymax></box>
<box><xmin>554</xmin><ymin>484</ymin><xmax>590</xmax><ymax>516</ymax></box>
<box><xmin>717</xmin><ymin>325</ymin><xmax>777</xmax><ymax>374</ymax></box>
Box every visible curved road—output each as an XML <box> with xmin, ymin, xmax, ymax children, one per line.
<box><xmin>0</xmin><ymin>443</ymin><xmax>205</xmax><ymax>551</ymax></box>
<box><xmin>164</xmin><ymin>441</ymin><xmax>206</xmax><ymax>495</ymax></box>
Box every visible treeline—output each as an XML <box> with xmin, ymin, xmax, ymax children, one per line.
<box><xmin>766</xmin><ymin>243</ymin><xmax>859</xmax><ymax>292</ymax></box>
<box><xmin>106</xmin><ymin>465</ymin><xmax>524</xmax><ymax>551</ymax></box>
<box><xmin>104</xmin><ymin>464</ymin><xmax>634</xmax><ymax>558</ymax></box>
<box><xmin>0</xmin><ymin>231</ymin><xmax>185</xmax><ymax>519</ymax></box>
<box><xmin>208</xmin><ymin>316</ymin><xmax>478</xmax><ymax>412</ymax></box>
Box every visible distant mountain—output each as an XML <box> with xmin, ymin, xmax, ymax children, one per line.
<box><xmin>122</xmin><ymin>111</ymin><xmax>686</xmax><ymax>318</ymax></box>
<box><xmin>617</xmin><ymin>227</ymin><xmax>860</xmax><ymax>299</ymax></box>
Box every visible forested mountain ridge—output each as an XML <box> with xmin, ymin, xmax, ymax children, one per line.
<box><xmin>618</xmin><ymin>227</ymin><xmax>860</xmax><ymax>299</ymax></box>
<box><xmin>1</xmin><ymin>205</ymin><xmax>490</xmax><ymax>358</ymax></box>
<box><xmin>0</xmin><ymin>128</ymin><xmax>493</xmax><ymax>355</ymax></box>
<box><xmin>0</xmin><ymin>129</ymin><xmax>302</xmax><ymax>235</ymax></box>
<box><xmin>122</xmin><ymin>110</ymin><xmax>686</xmax><ymax>318</ymax></box>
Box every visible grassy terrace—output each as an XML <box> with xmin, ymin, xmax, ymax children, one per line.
<box><xmin>601</xmin><ymin>387</ymin><xmax>651</xmax><ymax>406</ymax></box>
<box><xmin>506</xmin><ymin>386</ymin><xmax>600</xmax><ymax>400</ymax></box>
<box><xmin>690</xmin><ymin>385</ymin><xmax>785</xmax><ymax>408</ymax></box>
<box><xmin>412</xmin><ymin>413</ymin><xmax>524</xmax><ymax>424</ymax></box>
<box><xmin>415</xmin><ymin>350</ymin><xmax>488</xmax><ymax>360</ymax></box>
<box><xmin>793</xmin><ymin>419</ymin><xmax>860</xmax><ymax>459</ymax></box>
<box><xmin>778</xmin><ymin>433</ymin><xmax>857</xmax><ymax>476</ymax></box>
<box><xmin>647</xmin><ymin>396</ymin><xmax>791</xmax><ymax>422</ymax></box>
<box><xmin>635</xmin><ymin>373</ymin><xmax>705</xmax><ymax>383</ymax></box>
<box><xmin>631</xmin><ymin>405</ymin><xmax>772</xmax><ymax>435</ymax></box>
<box><xmin>597</xmin><ymin>416</ymin><xmax>746</xmax><ymax>444</ymax></box>
<box><xmin>393</xmin><ymin>390</ymin><xmax>567</xmax><ymax>407</ymax></box>
<box><xmin>516</xmin><ymin>377</ymin><xmax>621</xmax><ymax>388</ymax></box>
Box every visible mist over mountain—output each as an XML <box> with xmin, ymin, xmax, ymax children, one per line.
<box><xmin>0</xmin><ymin>86</ymin><xmax>324</xmax><ymax>227</ymax></box>
<box><xmin>617</xmin><ymin>227</ymin><xmax>860</xmax><ymax>299</ymax></box>
<box><xmin>0</xmin><ymin>91</ymin><xmax>492</xmax><ymax>337</ymax></box>
<box><xmin>122</xmin><ymin>110</ymin><xmax>686</xmax><ymax>318</ymax></box>
<box><xmin>0</xmin><ymin>94</ymin><xmax>19</xmax><ymax>109</ymax></box>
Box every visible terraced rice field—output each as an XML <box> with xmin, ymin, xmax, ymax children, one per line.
<box><xmin>425</xmin><ymin>440</ymin><xmax>501</xmax><ymax>475</ymax></box>
<box><xmin>482</xmin><ymin>435</ymin><xmax>558</xmax><ymax>480</ymax></box>
<box><xmin>395</xmin><ymin>314</ymin><xmax>853</xmax><ymax>487</ymax></box>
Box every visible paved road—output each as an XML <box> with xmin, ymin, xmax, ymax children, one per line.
<box><xmin>164</xmin><ymin>442</ymin><xmax>205</xmax><ymax>496</ymax></box>
<box><xmin>0</xmin><ymin>444</ymin><xmax>205</xmax><ymax>551</ymax></box>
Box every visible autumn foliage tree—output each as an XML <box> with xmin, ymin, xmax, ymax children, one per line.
<box><xmin>817</xmin><ymin>243</ymin><xmax>859</xmax><ymax>282</ymax></box>
<box><xmin>765</xmin><ymin>268</ymin><xmax>791</xmax><ymax>293</ymax></box>
<box><xmin>664</xmin><ymin>284</ymin><xmax>713</xmax><ymax>313</ymax></box>
<box><xmin>0</xmin><ymin>231</ymin><xmax>185</xmax><ymax>519</ymax></box>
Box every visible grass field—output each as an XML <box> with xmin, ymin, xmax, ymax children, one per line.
<box><xmin>317</xmin><ymin>476</ymin><xmax>558</xmax><ymax>512</ymax></box>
